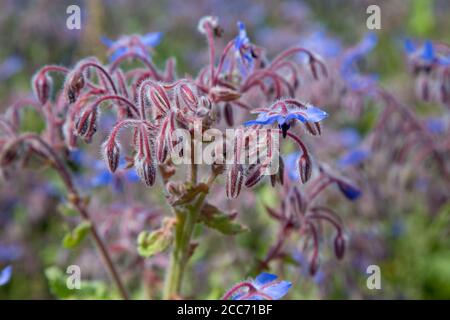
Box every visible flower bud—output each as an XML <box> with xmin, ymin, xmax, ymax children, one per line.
<box><xmin>135</xmin><ymin>155</ymin><xmax>156</xmax><ymax>187</ymax></box>
<box><xmin>32</xmin><ymin>72</ymin><xmax>53</xmax><ymax>105</ymax></box>
<box><xmin>304</xmin><ymin>122</ymin><xmax>321</xmax><ymax>136</ymax></box>
<box><xmin>210</xmin><ymin>86</ymin><xmax>241</xmax><ymax>103</ymax></box>
<box><xmin>226</xmin><ymin>164</ymin><xmax>243</xmax><ymax>198</ymax></box>
<box><xmin>336</xmin><ymin>179</ymin><xmax>361</xmax><ymax>201</ymax></box>
<box><xmin>298</xmin><ymin>154</ymin><xmax>312</xmax><ymax>184</ymax></box>
<box><xmin>102</xmin><ymin>140</ymin><xmax>120</xmax><ymax>173</ymax></box>
<box><xmin>334</xmin><ymin>234</ymin><xmax>345</xmax><ymax>260</ymax></box>
<box><xmin>244</xmin><ymin>164</ymin><xmax>265</xmax><ymax>188</ymax></box>
<box><xmin>148</xmin><ymin>85</ymin><xmax>171</xmax><ymax>118</ymax></box>
<box><xmin>64</xmin><ymin>71</ymin><xmax>85</xmax><ymax>104</ymax></box>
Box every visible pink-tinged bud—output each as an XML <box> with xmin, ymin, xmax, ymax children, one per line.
<box><xmin>156</xmin><ymin>139</ymin><xmax>168</xmax><ymax>164</ymax></box>
<box><xmin>135</xmin><ymin>155</ymin><xmax>156</xmax><ymax>187</ymax></box>
<box><xmin>334</xmin><ymin>234</ymin><xmax>345</xmax><ymax>260</ymax></box>
<box><xmin>245</xmin><ymin>164</ymin><xmax>265</xmax><ymax>188</ymax></box>
<box><xmin>64</xmin><ymin>71</ymin><xmax>85</xmax><ymax>103</ymax></box>
<box><xmin>102</xmin><ymin>140</ymin><xmax>120</xmax><ymax>173</ymax></box>
<box><xmin>199</xmin><ymin>96</ymin><xmax>212</xmax><ymax>109</ymax></box>
<box><xmin>75</xmin><ymin>110</ymin><xmax>97</xmax><ymax>142</ymax></box>
<box><xmin>304</xmin><ymin>122</ymin><xmax>321</xmax><ymax>136</ymax></box>
<box><xmin>210</xmin><ymin>86</ymin><xmax>241</xmax><ymax>103</ymax></box>
<box><xmin>178</xmin><ymin>83</ymin><xmax>198</xmax><ymax>110</ymax></box>
<box><xmin>298</xmin><ymin>154</ymin><xmax>312</xmax><ymax>184</ymax></box>
<box><xmin>32</xmin><ymin>72</ymin><xmax>53</xmax><ymax>105</ymax></box>
<box><xmin>224</xmin><ymin>103</ymin><xmax>234</xmax><ymax>126</ymax></box>
<box><xmin>148</xmin><ymin>85</ymin><xmax>170</xmax><ymax>118</ymax></box>
<box><xmin>226</xmin><ymin>164</ymin><xmax>244</xmax><ymax>198</ymax></box>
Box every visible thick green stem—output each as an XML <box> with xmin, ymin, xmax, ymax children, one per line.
<box><xmin>163</xmin><ymin>170</ymin><xmax>217</xmax><ymax>299</ymax></box>
<box><xmin>163</xmin><ymin>211</ymin><xmax>185</xmax><ymax>298</ymax></box>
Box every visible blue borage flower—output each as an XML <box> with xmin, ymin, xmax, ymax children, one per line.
<box><xmin>69</xmin><ymin>150</ymin><xmax>139</xmax><ymax>193</ymax></box>
<box><xmin>0</xmin><ymin>265</ymin><xmax>12</xmax><ymax>286</ymax></box>
<box><xmin>404</xmin><ymin>38</ymin><xmax>450</xmax><ymax>66</ymax></box>
<box><xmin>101</xmin><ymin>32</ymin><xmax>162</xmax><ymax>63</ymax></box>
<box><xmin>227</xmin><ymin>273</ymin><xmax>292</xmax><ymax>300</ymax></box>
<box><xmin>298</xmin><ymin>30</ymin><xmax>342</xmax><ymax>62</ymax></box>
<box><xmin>0</xmin><ymin>244</ymin><xmax>23</xmax><ymax>262</ymax></box>
<box><xmin>337</xmin><ymin>148</ymin><xmax>370</xmax><ymax>168</ymax></box>
<box><xmin>233</xmin><ymin>21</ymin><xmax>255</xmax><ymax>76</ymax></box>
<box><xmin>244</xmin><ymin>100</ymin><xmax>328</xmax><ymax>137</ymax></box>
<box><xmin>425</xmin><ymin>117</ymin><xmax>447</xmax><ymax>135</ymax></box>
<box><xmin>336</xmin><ymin>179</ymin><xmax>362</xmax><ymax>200</ymax></box>
<box><xmin>341</xmin><ymin>32</ymin><xmax>378</xmax><ymax>91</ymax></box>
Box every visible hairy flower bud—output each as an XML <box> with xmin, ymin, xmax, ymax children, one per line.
<box><xmin>75</xmin><ymin>110</ymin><xmax>97</xmax><ymax>142</ymax></box>
<box><xmin>226</xmin><ymin>164</ymin><xmax>244</xmax><ymax>198</ymax></box>
<box><xmin>245</xmin><ymin>164</ymin><xmax>265</xmax><ymax>188</ymax></box>
<box><xmin>298</xmin><ymin>154</ymin><xmax>312</xmax><ymax>184</ymax></box>
<box><xmin>64</xmin><ymin>71</ymin><xmax>85</xmax><ymax>103</ymax></box>
<box><xmin>210</xmin><ymin>86</ymin><xmax>241</xmax><ymax>103</ymax></box>
<box><xmin>148</xmin><ymin>85</ymin><xmax>170</xmax><ymax>119</ymax></box>
<box><xmin>304</xmin><ymin>122</ymin><xmax>322</xmax><ymax>136</ymax></box>
<box><xmin>32</xmin><ymin>72</ymin><xmax>53</xmax><ymax>105</ymax></box>
<box><xmin>102</xmin><ymin>140</ymin><xmax>120</xmax><ymax>173</ymax></box>
<box><xmin>135</xmin><ymin>155</ymin><xmax>156</xmax><ymax>187</ymax></box>
<box><xmin>334</xmin><ymin>234</ymin><xmax>345</xmax><ymax>260</ymax></box>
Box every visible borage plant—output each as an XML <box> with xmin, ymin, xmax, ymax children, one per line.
<box><xmin>0</xmin><ymin>16</ymin><xmax>357</xmax><ymax>300</ymax></box>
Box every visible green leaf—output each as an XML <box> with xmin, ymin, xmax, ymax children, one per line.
<box><xmin>137</xmin><ymin>218</ymin><xmax>175</xmax><ymax>258</ymax></box>
<box><xmin>45</xmin><ymin>266</ymin><xmax>109</xmax><ymax>299</ymax></box>
<box><xmin>198</xmin><ymin>203</ymin><xmax>248</xmax><ymax>235</ymax></box>
<box><xmin>62</xmin><ymin>221</ymin><xmax>91</xmax><ymax>249</ymax></box>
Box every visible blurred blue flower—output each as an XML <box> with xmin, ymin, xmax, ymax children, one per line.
<box><xmin>101</xmin><ymin>32</ymin><xmax>162</xmax><ymax>63</ymax></box>
<box><xmin>337</xmin><ymin>148</ymin><xmax>370</xmax><ymax>168</ymax></box>
<box><xmin>338</xmin><ymin>128</ymin><xmax>361</xmax><ymax>148</ymax></box>
<box><xmin>336</xmin><ymin>180</ymin><xmax>361</xmax><ymax>200</ymax></box>
<box><xmin>425</xmin><ymin>117</ymin><xmax>446</xmax><ymax>135</ymax></box>
<box><xmin>90</xmin><ymin>159</ymin><xmax>139</xmax><ymax>193</ymax></box>
<box><xmin>341</xmin><ymin>32</ymin><xmax>378</xmax><ymax>91</ymax></box>
<box><xmin>0</xmin><ymin>265</ymin><xmax>12</xmax><ymax>286</ymax></box>
<box><xmin>284</xmin><ymin>152</ymin><xmax>301</xmax><ymax>181</ymax></box>
<box><xmin>404</xmin><ymin>38</ymin><xmax>450</xmax><ymax>66</ymax></box>
<box><xmin>299</xmin><ymin>30</ymin><xmax>342</xmax><ymax>62</ymax></box>
<box><xmin>233</xmin><ymin>21</ymin><xmax>255</xmax><ymax>76</ymax></box>
<box><xmin>69</xmin><ymin>150</ymin><xmax>139</xmax><ymax>193</ymax></box>
<box><xmin>0</xmin><ymin>55</ymin><xmax>24</xmax><ymax>81</ymax></box>
<box><xmin>0</xmin><ymin>244</ymin><xmax>23</xmax><ymax>263</ymax></box>
<box><xmin>232</xmin><ymin>273</ymin><xmax>292</xmax><ymax>300</ymax></box>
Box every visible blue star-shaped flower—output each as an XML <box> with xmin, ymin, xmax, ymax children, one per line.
<box><xmin>244</xmin><ymin>102</ymin><xmax>328</xmax><ymax>137</ymax></box>
<box><xmin>101</xmin><ymin>32</ymin><xmax>162</xmax><ymax>63</ymax></box>
<box><xmin>404</xmin><ymin>38</ymin><xmax>450</xmax><ymax>66</ymax></box>
<box><xmin>231</xmin><ymin>273</ymin><xmax>292</xmax><ymax>300</ymax></box>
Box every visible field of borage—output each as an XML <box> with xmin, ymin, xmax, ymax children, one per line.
<box><xmin>0</xmin><ymin>0</ymin><xmax>449</xmax><ymax>300</ymax></box>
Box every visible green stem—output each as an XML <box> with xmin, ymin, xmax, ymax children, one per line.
<box><xmin>163</xmin><ymin>172</ymin><xmax>217</xmax><ymax>299</ymax></box>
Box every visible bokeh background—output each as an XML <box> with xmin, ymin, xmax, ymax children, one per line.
<box><xmin>0</xmin><ymin>0</ymin><xmax>449</xmax><ymax>299</ymax></box>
